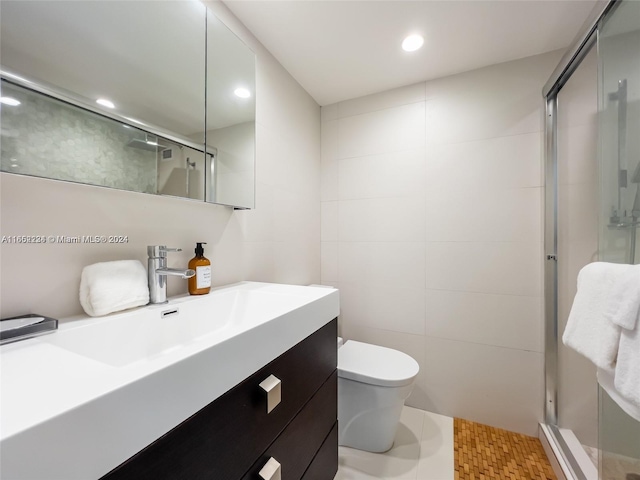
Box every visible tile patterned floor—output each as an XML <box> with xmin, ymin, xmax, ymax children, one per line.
<box><xmin>454</xmin><ymin>418</ymin><xmax>556</xmax><ymax>480</ymax></box>
<box><xmin>335</xmin><ymin>407</ymin><xmax>558</xmax><ymax>480</ymax></box>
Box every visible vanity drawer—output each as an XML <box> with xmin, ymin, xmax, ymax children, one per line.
<box><xmin>102</xmin><ymin>318</ymin><xmax>337</xmax><ymax>480</ymax></box>
<box><xmin>242</xmin><ymin>371</ymin><xmax>337</xmax><ymax>480</ymax></box>
<box><xmin>301</xmin><ymin>422</ymin><xmax>338</xmax><ymax>480</ymax></box>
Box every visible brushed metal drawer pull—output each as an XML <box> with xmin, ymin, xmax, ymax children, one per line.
<box><xmin>258</xmin><ymin>457</ymin><xmax>281</xmax><ymax>480</ymax></box>
<box><xmin>259</xmin><ymin>374</ymin><xmax>281</xmax><ymax>413</ymax></box>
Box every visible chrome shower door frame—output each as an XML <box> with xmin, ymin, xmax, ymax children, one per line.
<box><xmin>542</xmin><ymin>1</ymin><xmax>619</xmax><ymax>479</ymax></box>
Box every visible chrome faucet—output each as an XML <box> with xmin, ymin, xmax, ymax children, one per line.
<box><xmin>147</xmin><ymin>245</ymin><xmax>195</xmax><ymax>304</ymax></box>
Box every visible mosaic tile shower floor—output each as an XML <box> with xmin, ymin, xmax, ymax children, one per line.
<box><xmin>454</xmin><ymin>418</ymin><xmax>556</xmax><ymax>480</ymax></box>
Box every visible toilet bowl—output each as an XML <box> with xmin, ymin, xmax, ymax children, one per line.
<box><xmin>337</xmin><ymin>338</ymin><xmax>419</xmax><ymax>453</ymax></box>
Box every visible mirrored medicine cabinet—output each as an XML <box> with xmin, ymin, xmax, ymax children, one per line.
<box><xmin>0</xmin><ymin>1</ymin><xmax>255</xmax><ymax>209</ymax></box>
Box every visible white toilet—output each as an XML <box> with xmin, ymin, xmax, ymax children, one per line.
<box><xmin>337</xmin><ymin>337</ymin><xmax>420</xmax><ymax>453</ymax></box>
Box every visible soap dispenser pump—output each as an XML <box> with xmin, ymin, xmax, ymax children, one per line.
<box><xmin>188</xmin><ymin>242</ymin><xmax>211</xmax><ymax>295</ymax></box>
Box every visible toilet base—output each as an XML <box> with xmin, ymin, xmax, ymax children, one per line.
<box><xmin>338</xmin><ymin>377</ymin><xmax>413</xmax><ymax>453</ymax></box>
<box><xmin>338</xmin><ymin>405</ymin><xmax>402</xmax><ymax>452</ymax></box>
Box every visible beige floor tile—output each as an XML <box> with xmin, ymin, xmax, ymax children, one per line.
<box><xmin>336</xmin><ymin>406</ymin><xmax>426</xmax><ymax>479</ymax></box>
<box><xmin>417</xmin><ymin>411</ymin><xmax>454</xmax><ymax>480</ymax></box>
<box><xmin>336</xmin><ymin>406</ymin><xmax>457</xmax><ymax>480</ymax></box>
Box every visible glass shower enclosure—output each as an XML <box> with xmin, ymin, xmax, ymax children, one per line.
<box><xmin>543</xmin><ymin>1</ymin><xmax>640</xmax><ymax>479</ymax></box>
<box><xmin>597</xmin><ymin>2</ymin><xmax>640</xmax><ymax>478</ymax></box>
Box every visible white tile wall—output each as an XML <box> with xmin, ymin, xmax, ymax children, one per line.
<box><xmin>0</xmin><ymin>0</ymin><xmax>321</xmax><ymax>319</ymax></box>
<box><xmin>240</xmin><ymin>181</ymin><xmax>275</xmax><ymax>242</ymax></box>
<box><xmin>340</xmin><ymin>283</ymin><xmax>426</xmax><ymax>336</ymax></box>
<box><xmin>339</xmin><ymin>149</ymin><xmax>426</xmax><ymax>200</ymax></box>
<box><xmin>322</xmin><ymin>201</ymin><xmax>339</xmax><ymax>242</ymax></box>
<box><xmin>558</xmin><ymin>183</ymin><xmax>599</xmax><ymax>242</ymax></box>
<box><xmin>424</xmin><ymin>187</ymin><xmax>541</xmax><ymax>242</ymax></box>
<box><xmin>425</xmin><ymin>241</ymin><xmax>542</xmax><ymax>297</ymax></box>
<box><xmin>337</xmin><ymin>102</ymin><xmax>426</xmax><ymax>159</ymax></box>
<box><xmin>321</xmin><ymin>119</ymin><xmax>339</xmax><ymax>202</ymax></box>
<box><xmin>338</xmin><ymin>197</ymin><xmax>426</xmax><ymax>242</ymax></box>
<box><xmin>321</xmin><ymin>242</ymin><xmax>339</xmax><ymax>282</ymax></box>
<box><xmin>557</xmin><ymin>124</ymin><xmax>598</xmax><ymax>186</ymax></box>
<box><xmin>322</xmin><ymin>50</ymin><xmax>564</xmax><ymax>436</ymax></box>
<box><xmin>339</xmin><ymin>242</ymin><xmax>425</xmax><ymax>289</ymax></box>
<box><xmin>424</xmin><ymin>336</ymin><xmax>544</xmax><ymax>436</ymax></box>
<box><xmin>426</xmin><ymin>133</ymin><xmax>543</xmax><ymax>191</ymax></box>
<box><xmin>424</xmin><ymin>53</ymin><xmax>556</xmax><ymax>145</ymax></box>
<box><xmin>337</xmin><ymin>82</ymin><xmax>427</xmax><ymax>119</ymax></box>
<box><xmin>424</xmin><ymin>290</ymin><xmax>543</xmax><ymax>352</ymax></box>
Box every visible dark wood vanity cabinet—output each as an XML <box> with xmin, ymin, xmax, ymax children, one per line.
<box><xmin>101</xmin><ymin>319</ymin><xmax>338</xmax><ymax>480</ymax></box>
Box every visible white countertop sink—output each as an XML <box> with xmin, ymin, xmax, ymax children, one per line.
<box><xmin>0</xmin><ymin>282</ymin><xmax>339</xmax><ymax>480</ymax></box>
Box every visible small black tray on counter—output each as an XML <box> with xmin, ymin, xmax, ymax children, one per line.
<box><xmin>0</xmin><ymin>314</ymin><xmax>58</xmax><ymax>345</ymax></box>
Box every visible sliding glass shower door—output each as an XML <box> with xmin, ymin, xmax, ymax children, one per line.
<box><xmin>555</xmin><ymin>45</ymin><xmax>599</xmax><ymax>477</ymax></box>
<box><xmin>544</xmin><ymin>1</ymin><xmax>640</xmax><ymax>479</ymax></box>
<box><xmin>597</xmin><ymin>1</ymin><xmax>640</xmax><ymax>478</ymax></box>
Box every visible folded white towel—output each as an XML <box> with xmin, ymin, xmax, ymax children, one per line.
<box><xmin>608</xmin><ymin>264</ymin><xmax>640</xmax><ymax>407</ymax></box>
<box><xmin>615</xmin><ymin>325</ymin><xmax>640</xmax><ymax>407</ymax></box>
<box><xmin>598</xmin><ymin>367</ymin><xmax>640</xmax><ymax>422</ymax></box>
<box><xmin>562</xmin><ymin>262</ymin><xmax>632</xmax><ymax>370</ymax></box>
<box><xmin>606</xmin><ymin>265</ymin><xmax>640</xmax><ymax>330</ymax></box>
<box><xmin>79</xmin><ymin>260</ymin><xmax>149</xmax><ymax>317</ymax></box>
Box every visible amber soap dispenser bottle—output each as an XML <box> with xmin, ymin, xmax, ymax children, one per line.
<box><xmin>188</xmin><ymin>242</ymin><xmax>211</xmax><ymax>295</ymax></box>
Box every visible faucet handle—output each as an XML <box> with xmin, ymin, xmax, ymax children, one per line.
<box><xmin>147</xmin><ymin>245</ymin><xmax>182</xmax><ymax>258</ymax></box>
<box><xmin>160</xmin><ymin>247</ymin><xmax>181</xmax><ymax>253</ymax></box>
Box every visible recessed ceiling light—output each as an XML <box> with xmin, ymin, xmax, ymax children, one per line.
<box><xmin>402</xmin><ymin>34</ymin><xmax>424</xmax><ymax>52</ymax></box>
<box><xmin>10</xmin><ymin>163</ymin><xmax>19</xmax><ymax>168</ymax></box>
<box><xmin>0</xmin><ymin>97</ymin><xmax>21</xmax><ymax>106</ymax></box>
<box><xmin>96</xmin><ymin>98</ymin><xmax>115</xmax><ymax>109</ymax></box>
<box><xmin>234</xmin><ymin>88</ymin><xmax>251</xmax><ymax>99</ymax></box>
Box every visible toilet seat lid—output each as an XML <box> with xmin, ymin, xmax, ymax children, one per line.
<box><xmin>338</xmin><ymin>340</ymin><xmax>419</xmax><ymax>387</ymax></box>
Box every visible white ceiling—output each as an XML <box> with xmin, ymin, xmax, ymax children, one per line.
<box><xmin>223</xmin><ymin>0</ymin><xmax>599</xmax><ymax>106</ymax></box>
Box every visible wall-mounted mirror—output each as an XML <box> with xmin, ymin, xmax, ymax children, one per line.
<box><xmin>206</xmin><ymin>10</ymin><xmax>256</xmax><ymax>208</ymax></box>
<box><xmin>0</xmin><ymin>1</ymin><xmax>255</xmax><ymax>209</ymax></box>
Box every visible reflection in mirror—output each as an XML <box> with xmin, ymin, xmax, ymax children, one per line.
<box><xmin>1</xmin><ymin>78</ymin><xmax>210</xmax><ymax>201</ymax></box>
<box><xmin>0</xmin><ymin>0</ymin><xmax>206</xmax><ymax>144</ymax></box>
<box><xmin>0</xmin><ymin>0</ymin><xmax>255</xmax><ymax>208</ymax></box>
<box><xmin>1</xmin><ymin>79</ymin><xmax>159</xmax><ymax>194</ymax></box>
<box><xmin>206</xmin><ymin>10</ymin><xmax>256</xmax><ymax>208</ymax></box>
<box><xmin>157</xmin><ymin>143</ymin><xmax>210</xmax><ymax>201</ymax></box>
